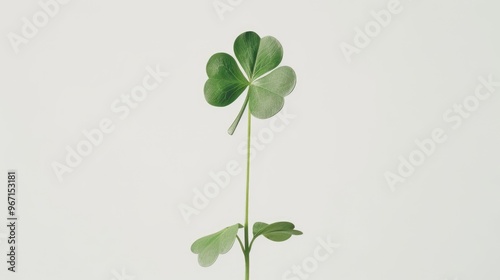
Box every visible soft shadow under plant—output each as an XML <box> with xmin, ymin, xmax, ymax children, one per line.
<box><xmin>191</xmin><ymin>31</ymin><xmax>302</xmax><ymax>280</ymax></box>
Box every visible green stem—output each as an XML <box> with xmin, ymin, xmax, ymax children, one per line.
<box><xmin>244</xmin><ymin>108</ymin><xmax>252</xmax><ymax>280</ymax></box>
<box><xmin>245</xmin><ymin>253</ymin><xmax>250</xmax><ymax>280</ymax></box>
<box><xmin>236</xmin><ymin>235</ymin><xmax>245</xmax><ymax>254</ymax></box>
<box><xmin>228</xmin><ymin>94</ymin><xmax>249</xmax><ymax>135</ymax></box>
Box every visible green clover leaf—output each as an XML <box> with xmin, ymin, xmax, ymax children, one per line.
<box><xmin>204</xmin><ymin>31</ymin><xmax>297</xmax><ymax>135</ymax></box>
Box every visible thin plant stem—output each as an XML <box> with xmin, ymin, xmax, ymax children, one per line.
<box><xmin>236</xmin><ymin>236</ymin><xmax>245</xmax><ymax>254</ymax></box>
<box><xmin>244</xmin><ymin>108</ymin><xmax>252</xmax><ymax>280</ymax></box>
<box><xmin>228</xmin><ymin>94</ymin><xmax>249</xmax><ymax>135</ymax></box>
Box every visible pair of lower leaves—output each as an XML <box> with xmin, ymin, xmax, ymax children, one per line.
<box><xmin>191</xmin><ymin>221</ymin><xmax>303</xmax><ymax>267</ymax></box>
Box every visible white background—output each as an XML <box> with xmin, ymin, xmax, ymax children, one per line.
<box><xmin>1</xmin><ymin>0</ymin><xmax>500</xmax><ymax>279</ymax></box>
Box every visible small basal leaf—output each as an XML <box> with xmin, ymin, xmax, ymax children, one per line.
<box><xmin>248</xmin><ymin>66</ymin><xmax>297</xmax><ymax>119</ymax></box>
<box><xmin>191</xmin><ymin>224</ymin><xmax>243</xmax><ymax>267</ymax></box>
<box><xmin>253</xmin><ymin>221</ymin><xmax>303</xmax><ymax>242</ymax></box>
<box><xmin>252</xmin><ymin>222</ymin><xmax>268</xmax><ymax>236</ymax></box>
<box><xmin>204</xmin><ymin>53</ymin><xmax>249</xmax><ymax>107</ymax></box>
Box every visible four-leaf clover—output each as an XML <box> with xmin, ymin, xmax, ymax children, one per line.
<box><xmin>204</xmin><ymin>31</ymin><xmax>297</xmax><ymax>135</ymax></box>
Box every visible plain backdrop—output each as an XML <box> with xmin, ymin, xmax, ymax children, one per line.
<box><xmin>1</xmin><ymin>0</ymin><xmax>500</xmax><ymax>279</ymax></box>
